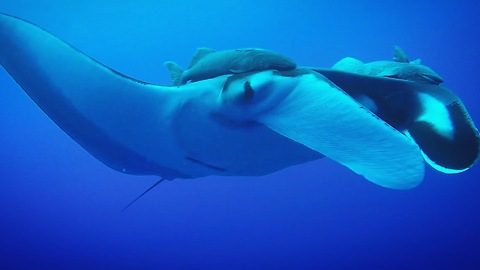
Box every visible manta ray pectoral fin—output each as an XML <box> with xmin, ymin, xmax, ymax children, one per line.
<box><xmin>261</xmin><ymin>72</ymin><xmax>425</xmax><ymax>189</ymax></box>
<box><xmin>0</xmin><ymin>13</ymin><xmax>195</xmax><ymax>179</ymax></box>
<box><xmin>164</xmin><ymin>61</ymin><xmax>184</xmax><ymax>86</ymax></box>
<box><xmin>309</xmin><ymin>68</ymin><xmax>479</xmax><ymax>175</ymax></box>
<box><xmin>221</xmin><ymin>69</ymin><xmax>425</xmax><ymax>189</ymax></box>
<box><xmin>406</xmin><ymin>90</ymin><xmax>480</xmax><ymax>173</ymax></box>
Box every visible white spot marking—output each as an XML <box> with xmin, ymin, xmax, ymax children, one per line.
<box><xmin>417</xmin><ymin>93</ymin><xmax>454</xmax><ymax>139</ymax></box>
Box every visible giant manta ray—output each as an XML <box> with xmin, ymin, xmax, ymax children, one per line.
<box><xmin>1</xmin><ymin>13</ymin><xmax>479</xmax><ymax>190</ymax></box>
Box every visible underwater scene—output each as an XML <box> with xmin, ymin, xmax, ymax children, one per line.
<box><xmin>1</xmin><ymin>0</ymin><xmax>479</xmax><ymax>269</ymax></box>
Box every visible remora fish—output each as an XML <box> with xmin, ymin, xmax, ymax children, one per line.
<box><xmin>164</xmin><ymin>47</ymin><xmax>296</xmax><ymax>85</ymax></box>
<box><xmin>332</xmin><ymin>46</ymin><xmax>444</xmax><ymax>84</ymax></box>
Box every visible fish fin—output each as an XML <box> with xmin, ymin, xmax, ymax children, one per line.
<box><xmin>164</xmin><ymin>61</ymin><xmax>184</xmax><ymax>85</ymax></box>
<box><xmin>393</xmin><ymin>46</ymin><xmax>410</xmax><ymax>63</ymax></box>
<box><xmin>188</xmin><ymin>47</ymin><xmax>215</xmax><ymax>68</ymax></box>
<box><xmin>407</xmin><ymin>94</ymin><xmax>480</xmax><ymax>173</ymax></box>
<box><xmin>258</xmin><ymin>72</ymin><xmax>425</xmax><ymax>189</ymax></box>
<box><xmin>121</xmin><ymin>178</ymin><xmax>165</xmax><ymax>212</ymax></box>
<box><xmin>411</xmin><ymin>59</ymin><xmax>422</xmax><ymax>64</ymax></box>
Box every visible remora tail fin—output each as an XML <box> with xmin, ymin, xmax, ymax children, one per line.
<box><xmin>164</xmin><ymin>61</ymin><xmax>184</xmax><ymax>86</ymax></box>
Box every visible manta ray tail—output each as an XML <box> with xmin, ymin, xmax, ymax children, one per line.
<box><xmin>121</xmin><ymin>178</ymin><xmax>165</xmax><ymax>212</ymax></box>
<box><xmin>164</xmin><ymin>61</ymin><xmax>184</xmax><ymax>86</ymax></box>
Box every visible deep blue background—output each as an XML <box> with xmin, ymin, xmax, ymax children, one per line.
<box><xmin>1</xmin><ymin>1</ymin><xmax>479</xmax><ymax>269</ymax></box>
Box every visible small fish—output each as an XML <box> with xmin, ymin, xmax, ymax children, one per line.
<box><xmin>164</xmin><ymin>47</ymin><xmax>296</xmax><ymax>85</ymax></box>
<box><xmin>332</xmin><ymin>46</ymin><xmax>444</xmax><ymax>84</ymax></box>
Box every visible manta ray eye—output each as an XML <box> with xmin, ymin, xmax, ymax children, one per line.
<box><xmin>243</xmin><ymin>81</ymin><xmax>254</xmax><ymax>100</ymax></box>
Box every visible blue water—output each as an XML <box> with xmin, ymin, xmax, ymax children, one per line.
<box><xmin>1</xmin><ymin>1</ymin><xmax>479</xmax><ymax>269</ymax></box>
